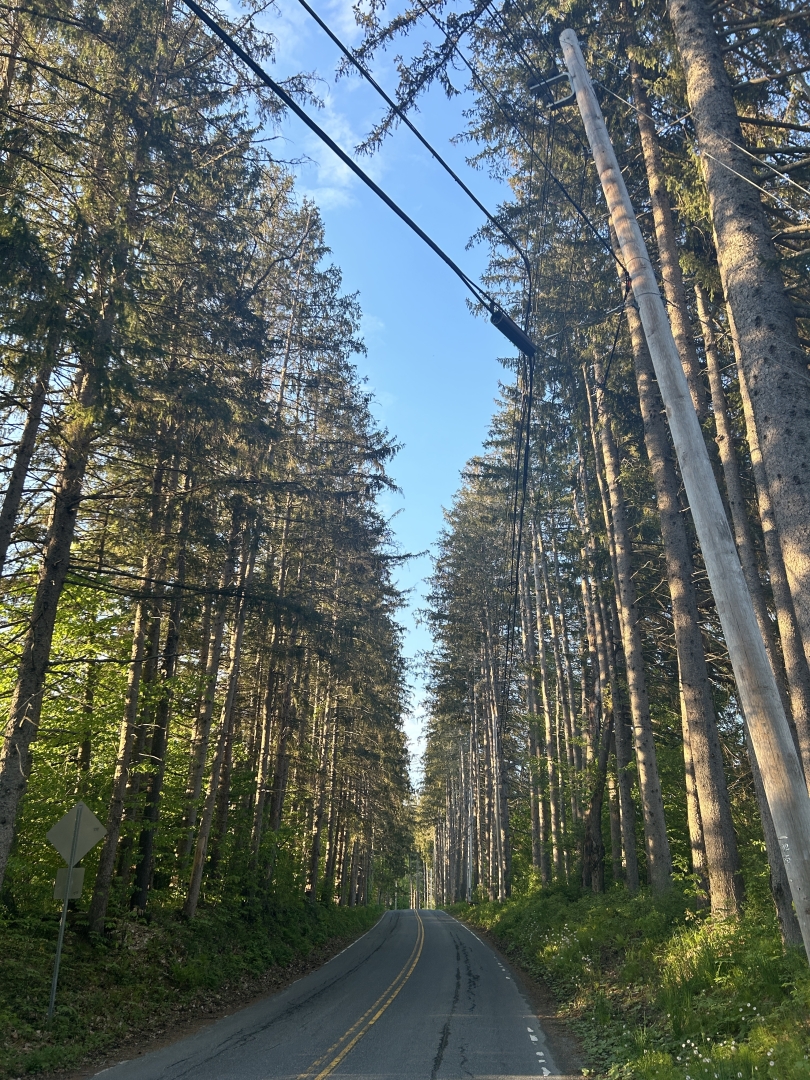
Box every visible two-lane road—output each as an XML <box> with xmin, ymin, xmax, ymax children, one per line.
<box><xmin>99</xmin><ymin>910</ymin><xmax>559</xmax><ymax>1079</ymax></box>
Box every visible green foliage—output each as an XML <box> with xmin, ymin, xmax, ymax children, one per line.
<box><xmin>451</xmin><ymin>888</ymin><xmax>810</xmax><ymax>1080</ymax></box>
<box><xmin>0</xmin><ymin>903</ymin><xmax>381</xmax><ymax>1077</ymax></box>
<box><xmin>0</xmin><ymin>0</ymin><xmax>411</xmax><ymax>943</ymax></box>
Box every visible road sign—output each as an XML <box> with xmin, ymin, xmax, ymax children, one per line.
<box><xmin>46</xmin><ymin>802</ymin><xmax>106</xmax><ymax>1019</ymax></box>
<box><xmin>47</xmin><ymin>801</ymin><xmax>105</xmax><ymax>865</ymax></box>
<box><xmin>54</xmin><ymin>867</ymin><xmax>85</xmax><ymax>901</ymax></box>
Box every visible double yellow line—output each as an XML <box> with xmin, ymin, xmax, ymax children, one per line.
<box><xmin>297</xmin><ymin>912</ymin><xmax>425</xmax><ymax>1080</ymax></box>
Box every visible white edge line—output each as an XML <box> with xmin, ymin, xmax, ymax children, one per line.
<box><xmin>324</xmin><ymin>909</ymin><xmax>389</xmax><ymax>964</ymax></box>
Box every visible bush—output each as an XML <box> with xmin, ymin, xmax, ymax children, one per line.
<box><xmin>0</xmin><ymin>902</ymin><xmax>381</xmax><ymax>1077</ymax></box>
<box><xmin>450</xmin><ymin>886</ymin><xmax>810</xmax><ymax>1080</ymax></box>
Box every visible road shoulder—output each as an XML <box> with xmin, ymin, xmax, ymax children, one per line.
<box><xmin>453</xmin><ymin>917</ymin><xmax>587</xmax><ymax>1080</ymax></box>
<box><xmin>44</xmin><ymin>916</ymin><xmax>384</xmax><ymax>1080</ymax></box>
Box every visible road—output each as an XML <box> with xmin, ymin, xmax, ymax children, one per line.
<box><xmin>98</xmin><ymin>910</ymin><xmax>559</xmax><ymax>1079</ymax></box>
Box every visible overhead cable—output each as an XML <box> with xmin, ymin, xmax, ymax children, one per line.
<box><xmin>597</xmin><ymin>77</ymin><xmax>810</xmax><ymax>205</ymax></box>
<box><xmin>411</xmin><ymin>0</ymin><xmax>625</xmax><ymax>270</ymax></box>
<box><xmin>291</xmin><ymin>0</ymin><xmax>533</xmax><ymax>282</ymax></box>
<box><xmin>181</xmin><ymin>0</ymin><xmax>535</xmax><ymax>357</ymax></box>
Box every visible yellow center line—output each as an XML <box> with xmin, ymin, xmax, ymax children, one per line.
<box><xmin>297</xmin><ymin>912</ymin><xmax>425</xmax><ymax>1080</ymax></box>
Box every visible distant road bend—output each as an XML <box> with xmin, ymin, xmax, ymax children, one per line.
<box><xmin>99</xmin><ymin>910</ymin><xmax>559</xmax><ymax>1079</ymax></box>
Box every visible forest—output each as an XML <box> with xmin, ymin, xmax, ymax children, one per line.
<box><xmin>355</xmin><ymin>0</ymin><xmax>810</xmax><ymax>1074</ymax></box>
<box><xmin>384</xmin><ymin>0</ymin><xmax>810</xmax><ymax>927</ymax></box>
<box><xmin>0</xmin><ymin>2</ymin><xmax>413</xmax><ymax>1071</ymax></box>
<box><xmin>1</xmin><ymin>0</ymin><xmax>810</xmax><ymax>1077</ymax></box>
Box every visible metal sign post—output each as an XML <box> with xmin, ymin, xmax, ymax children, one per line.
<box><xmin>46</xmin><ymin>802</ymin><xmax>106</xmax><ymax>1018</ymax></box>
<box><xmin>48</xmin><ymin>804</ymin><xmax>82</xmax><ymax>1019</ymax></box>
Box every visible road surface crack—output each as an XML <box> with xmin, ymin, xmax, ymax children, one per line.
<box><xmin>431</xmin><ymin>942</ymin><xmax>461</xmax><ymax>1079</ymax></box>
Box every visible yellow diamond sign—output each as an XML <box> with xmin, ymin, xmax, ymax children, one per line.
<box><xmin>46</xmin><ymin>802</ymin><xmax>106</xmax><ymax>866</ymax></box>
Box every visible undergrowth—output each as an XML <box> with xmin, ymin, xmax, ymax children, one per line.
<box><xmin>450</xmin><ymin>885</ymin><xmax>810</xmax><ymax>1080</ymax></box>
<box><xmin>1</xmin><ymin>901</ymin><xmax>380</xmax><ymax>1077</ymax></box>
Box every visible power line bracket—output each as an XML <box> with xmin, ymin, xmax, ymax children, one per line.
<box><xmin>528</xmin><ymin>71</ymin><xmax>575</xmax><ymax>110</ymax></box>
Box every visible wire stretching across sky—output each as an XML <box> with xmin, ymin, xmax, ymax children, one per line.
<box><xmin>180</xmin><ymin>0</ymin><xmax>536</xmax><ymax>357</ymax></box>
<box><xmin>290</xmin><ymin>0</ymin><xmax>533</xmax><ymax>282</ymax></box>
<box><xmin>409</xmin><ymin>0</ymin><xmax>626</xmax><ymax>274</ymax></box>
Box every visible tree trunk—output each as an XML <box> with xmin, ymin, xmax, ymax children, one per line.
<box><xmin>520</xmin><ymin>560</ymin><xmax>547</xmax><ymax>880</ymax></box>
<box><xmin>307</xmin><ymin>681</ymin><xmax>334</xmax><ymax>901</ymax></box>
<box><xmin>681</xmin><ymin>694</ymin><xmax>709</xmax><ymax>895</ymax></box>
<box><xmin>482</xmin><ymin>609</ymin><xmax>510</xmax><ymax>898</ymax></box>
<box><xmin>607</xmin><ymin>764</ymin><xmax>623</xmax><ymax>885</ymax></box>
<box><xmin>529</xmin><ymin>521</ymin><xmax>564</xmax><ymax>878</ymax></box>
<box><xmin>535</xmin><ymin>521</ymin><xmax>579</xmax><ymax>820</ymax></box>
<box><xmin>590</xmin><ymin>357</ymin><xmax>672</xmax><ymax>891</ymax></box>
<box><xmin>88</xmin><ymin>566</ymin><xmax>151</xmax><ymax>933</ymax></box>
<box><xmin>268</xmin><ymin>625</ymin><xmax>300</xmax><ymax>835</ymax></box>
<box><xmin>183</xmin><ymin>515</ymin><xmax>258</xmax><ymax>919</ymax></box>
<box><xmin>576</xmin><ymin>449</ymin><xmax>640</xmax><ymax>890</ymax></box>
<box><xmin>0</xmin><ymin>370</ymin><xmax>97</xmax><ymax>888</ymax></box>
<box><xmin>628</xmin><ymin>58</ymin><xmax>709</xmax><ymax>420</ymax></box>
<box><xmin>0</xmin><ymin>362</ymin><xmax>53</xmax><ymax>576</ymax></box>
<box><xmin>696</xmin><ymin>285</ymin><xmax>795</xmax><ymax>695</ymax></box>
<box><xmin>582</xmin><ymin>716</ymin><xmax>613</xmax><ymax>893</ymax></box>
<box><xmin>599</xmin><ymin>587</ymin><xmax>640</xmax><ymax>891</ymax></box>
<box><xmin>722</xmin><ymin>303</ymin><xmax>810</xmax><ymax>788</ymax></box>
<box><xmin>177</xmin><ymin>511</ymin><xmax>241</xmax><ymax>865</ymax></box>
<box><xmin>667</xmin><ymin>0</ymin><xmax>810</xmax><ymax>664</ymax></box>
<box><xmin>627</xmin><ymin>301</ymin><xmax>743</xmax><ymax>914</ymax></box>
<box><xmin>131</xmin><ymin>553</ymin><xmax>185</xmax><ymax>911</ymax></box>
<box><xmin>744</xmin><ymin>725</ymin><xmax>804</xmax><ymax>947</ymax></box>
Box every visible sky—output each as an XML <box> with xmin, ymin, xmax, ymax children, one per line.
<box><xmin>244</xmin><ymin>0</ymin><xmax>521</xmax><ymax>768</ymax></box>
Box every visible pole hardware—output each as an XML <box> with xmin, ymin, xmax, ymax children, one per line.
<box><xmin>489</xmin><ymin>307</ymin><xmax>536</xmax><ymax>357</ymax></box>
<box><xmin>560</xmin><ymin>27</ymin><xmax>810</xmax><ymax>961</ymax></box>
<box><xmin>527</xmin><ymin>71</ymin><xmax>575</xmax><ymax>110</ymax></box>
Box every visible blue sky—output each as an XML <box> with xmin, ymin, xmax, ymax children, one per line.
<box><xmin>249</xmin><ymin>0</ymin><xmax>520</xmax><ymax>766</ymax></box>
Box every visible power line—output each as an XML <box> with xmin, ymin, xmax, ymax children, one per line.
<box><xmin>410</xmin><ymin>0</ymin><xmax>625</xmax><ymax>271</ymax></box>
<box><xmin>291</xmin><ymin>0</ymin><xmax>533</xmax><ymax>282</ymax></box>
<box><xmin>597</xmin><ymin>76</ymin><xmax>810</xmax><ymax>206</ymax></box>
<box><xmin>181</xmin><ymin>0</ymin><xmax>535</xmax><ymax>357</ymax></box>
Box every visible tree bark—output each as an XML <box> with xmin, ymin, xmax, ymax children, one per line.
<box><xmin>721</xmin><ymin>303</ymin><xmax>810</xmax><ymax>788</ymax></box>
<box><xmin>132</xmin><ymin>480</ymin><xmax>191</xmax><ymax>911</ymax></box>
<box><xmin>0</xmin><ymin>370</ymin><xmax>97</xmax><ymax>888</ymax></box>
<box><xmin>519</xmin><ymin>559</ymin><xmax>548</xmax><ymax>881</ymax></box>
<box><xmin>88</xmin><ymin>560</ymin><xmax>152</xmax><ymax>933</ymax></box>
<box><xmin>535</xmin><ymin>521</ymin><xmax>579</xmax><ymax>820</ymax></box>
<box><xmin>627</xmin><ymin>301</ymin><xmax>743</xmax><ymax>914</ymax></box>
<box><xmin>576</xmin><ymin>448</ymin><xmax>640</xmax><ymax>890</ymax></box>
<box><xmin>177</xmin><ymin>511</ymin><xmax>241</xmax><ymax>865</ymax></box>
<box><xmin>667</xmin><ymin>0</ymin><xmax>810</xmax><ymax>665</ymax></box>
<box><xmin>696</xmin><ymin>285</ymin><xmax>793</xmax><ymax>688</ymax></box>
<box><xmin>529</xmin><ymin>521</ymin><xmax>564</xmax><ymax>879</ymax></box>
<box><xmin>183</xmin><ymin>514</ymin><xmax>258</xmax><ymax>918</ymax></box>
<box><xmin>582</xmin><ymin>716</ymin><xmax>613</xmax><ymax>893</ymax></box>
<box><xmin>681</xmin><ymin>692</ymin><xmax>709</xmax><ymax>894</ymax></box>
<box><xmin>628</xmin><ymin>58</ymin><xmax>709</xmax><ymax>420</ymax></box>
<box><xmin>590</xmin><ymin>357</ymin><xmax>672</xmax><ymax>891</ymax></box>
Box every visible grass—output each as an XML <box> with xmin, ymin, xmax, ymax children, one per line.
<box><xmin>1</xmin><ymin>900</ymin><xmax>381</xmax><ymax>1077</ymax></box>
<box><xmin>449</xmin><ymin>884</ymin><xmax>810</xmax><ymax>1080</ymax></box>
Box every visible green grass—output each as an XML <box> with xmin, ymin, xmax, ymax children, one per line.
<box><xmin>1</xmin><ymin>901</ymin><xmax>381</xmax><ymax>1077</ymax></box>
<box><xmin>449</xmin><ymin>885</ymin><xmax>810</xmax><ymax>1080</ymax></box>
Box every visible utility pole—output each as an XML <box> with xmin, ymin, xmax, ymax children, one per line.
<box><xmin>560</xmin><ymin>29</ymin><xmax>810</xmax><ymax>958</ymax></box>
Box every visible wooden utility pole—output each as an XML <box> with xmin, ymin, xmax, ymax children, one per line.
<box><xmin>560</xmin><ymin>29</ymin><xmax>810</xmax><ymax>957</ymax></box>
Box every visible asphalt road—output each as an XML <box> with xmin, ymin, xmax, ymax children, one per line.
<box><xmin>97</xmin><ymin>910</ymin><xmax>559</xmax><ymax>1079</ymax></box>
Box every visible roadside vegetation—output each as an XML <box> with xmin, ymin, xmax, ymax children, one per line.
<box><xmin>453</xmin><ymin>886</ymin><xmax>810</xmax><ymax>1080</ymax></box>
<box><xmin>0</xmin><ymin>4</ymin><xmax>410</xmax><ymax>1075</ymax></box>
<box><xmin>0</xmin><ymin>902</ymin><xmax>380</xmax><ymax>1079</ymax></box>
